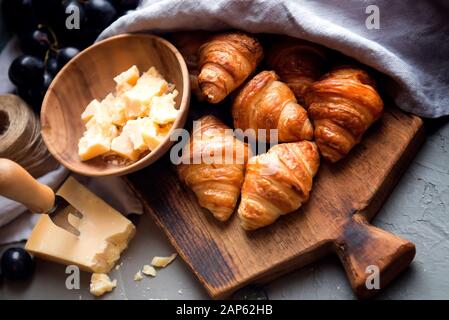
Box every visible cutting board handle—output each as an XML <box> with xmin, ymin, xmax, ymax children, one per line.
<box><xmin>333</xmin><ymin>214</ymin><xmax>415</xmax><ymax>299</ymax></box>
<box><xmin>0</xmin><ymin>158</ymin><xmax>55</xmax><ymax>213</ymax></box>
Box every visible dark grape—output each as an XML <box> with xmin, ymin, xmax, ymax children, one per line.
<box><xmin>85</xmin><ymin>0</ymin><xmax>117</xmax><ymax>33</ymax></box>
<box><xmin>46</xmin><ymin>54</ymin><xmax>59</xmax><ymax>77</ymax></box>
<box><xmin>2</xmin><ymin>0</ymin><xmax>37</xmax><ymax>33</ymax></box>
<box><xmin>57</xmin><ymin>47</ymin><xmax>80</xmax><ymax>69</ymax></box>
<box><xmin>19</xmin><ymin>29</ymin><xmax>52</xmax><ymax>59</ymax></box>
<box><xmin>43</xmin><ymin>71</ymin><xmax>54</xmax><ymax>90</ymax></box>
<box><xmin>9</xmin><ymin>55</ymin><xmax>45</xmax><ymax>87</ymax></box>
<box><xmin>17</xmin><ymin>72</ymin><xmax>53</xmax><ymax>111</ymax></box>
<box><xmin>0</xmin><ymin>248</ymin><xmax>34</xmax><ymax>280</ymax></box>
<box><xmin>17</xmin><ymin>86</ymin><xmax>41</xmax><ymax>109</ymax></box>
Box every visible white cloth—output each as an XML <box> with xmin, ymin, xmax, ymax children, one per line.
<box><xmin>99</xmin><ymin>0</ymin><xmax>449</xmax><ymax>118</ymax></box>
<box><xmin>0</xmin><ymin>36</ymin><xmax>19</xmax><ymax>93</ymax></box>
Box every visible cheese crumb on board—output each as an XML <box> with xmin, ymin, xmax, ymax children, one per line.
<box><xmin>25</xmin><ymin>177</ymin><xmax>135</xmax><ymax>273</ymax></box>
<box><xmin>90</xmin><ymin>273</ymin><xmax>117</xmax><ymax>297</ymax></box>
<box><xmin>78</xmin><ymin>65</ymin><xmax>179</xmax><ymax>163</ymax></box>
<box><xmin>142</xmin><ymin>265</ymin><xmax>157</xmax><ymax>277</ymax></box>
<box><xmin>134</xmin><ymin>271</ymin><xmax>143</xmax><ymax>281</ymax></box>
<box><xmin>151</xmin><ymin>253</ymin><xmax>178</xmax><ymax>268</ymax></box>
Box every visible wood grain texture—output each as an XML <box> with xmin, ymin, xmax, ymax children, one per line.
<box><xmin>127</xmin><ymin>106</ymin><xmax>424</xmax><ymax>299</ymax></box>
<box><xmin>40</xmin><ymin>34</ymin><xmax>190</xmax><ymax>177</ymax></box>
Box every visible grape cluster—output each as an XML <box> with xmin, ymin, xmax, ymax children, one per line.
<box><xmin>3</xmin><ymin>0</ymin><xmax>139</xmax><ymax>111</ymax></box>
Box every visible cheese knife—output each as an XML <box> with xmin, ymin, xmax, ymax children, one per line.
<box><xmin>0</xmin><ymin>158</ymin><xmax>82</xmax><ymax>236</ymax></box>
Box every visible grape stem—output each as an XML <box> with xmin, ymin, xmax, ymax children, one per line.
<box><xmin>37</xmin><ymin>24</ymin><xmax>59</xmax><ymax>50</ymax></box>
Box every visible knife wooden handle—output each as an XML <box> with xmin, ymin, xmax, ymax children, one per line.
<box><xmin>333</xmin><ymin>214</ymin><xmax>415</xmax><ymax>299</ymax></box>
<box><xmin>0</xmin><ymin>158</ymin><xmax>55</xmax><ymax>213</ymax></box>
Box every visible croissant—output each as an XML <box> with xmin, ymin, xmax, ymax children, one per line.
<box><xmin>238</xmin><ymin>141</ymin><xmax>320</xmax><ymax>230</ymax></box>
<box><xmin>232</xmin><ymin>70</ymin><xmax>313</xmax><ymax>143</ymax></box>
<box><xmin>266</xmin><ymin>36</ymin><xmax>328</xmax><ymax>103</ymax></box>
<box><xmin>168</xmin><ymin>31</ymin><xmax>210</xmax><ymax>101</ymax></box>
<box><xmin>177</xmin><ymin>115</ymin><xmax>251</xmax><ymax>221</ymax></box>
<box><xmin>304</xmin><ymin>66</ymin><xmax>384</xmax><ymax>162</ymax></box>
<box><xmin>198</xmin><ymin>31</ymin><xmax>263</xmax><ymax>103</ymax></box>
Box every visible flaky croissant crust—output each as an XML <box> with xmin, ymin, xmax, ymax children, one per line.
<box><xmin>168</xmin><ymin>31</ymin><xmax>210</xmax><ymax>101</ymax></box>
<box><xmin>238</xmin><ymin>141</ymin><xmax>320</xmax><ymax>230</ymax></box>
<box><xmin>232</xmin><ymin>70</ymin><xmax>313</xmax><ymax>143</ymax></box>
<box><xmin>198</xmin><ymin>32</ymin><xmax>263</xmax><ymax>103</ymax></box>
<box><xmin>305</xmin><ymin>66</ymin><xmax>384</xmax><ymax>162</ymax></box>
<box><xmin>266</xmin><ymin>37</ymin><xmax>328</xmax><ymax>103</ymax></box>
<box><xmin>178</xmin><ymin>115</ymin><xmax>251</xmax><ymax>221</ymax></box>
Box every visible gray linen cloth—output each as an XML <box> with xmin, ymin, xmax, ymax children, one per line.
<box><xmin>99</xmin><ymin>0</ymin><xmax>449</xmax><ymax>118</ymax></box>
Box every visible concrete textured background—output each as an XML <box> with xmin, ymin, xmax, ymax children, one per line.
<box><xmin>1</xmin><ymin>118</ymin><xmax>448</xmax><ymax>300</ymax></box>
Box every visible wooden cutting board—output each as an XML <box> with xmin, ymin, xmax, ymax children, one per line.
<box><xmin>127</xmin><ymin>106</ymin><xmax>424</xmax><ymax>299</ymax></box>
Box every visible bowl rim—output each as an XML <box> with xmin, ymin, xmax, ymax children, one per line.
<box><xmin>40</xmin><ymin>33</ymin><xmax>191</xmax><ymax>177</ymax></box>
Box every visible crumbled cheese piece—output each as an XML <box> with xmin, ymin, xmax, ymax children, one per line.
<box><xmin>151</xmin><ymin>253</ymin><xmax>177</xmax><ymax>268</ymax></box>
<box><xmin>111</xmin><ymin>132</ymin><xmax>140</xmax><ymax>161</ymax></box>
<box><xmin>141</xmin><ymin>118</ymin><xmax>164</xmax><ymax>151</ymax></box>
<box><xmin>142</xmin><ymin>265</ymin><xmax>157</xmax><ymax>277</ymax></box>
<box><xmin>90</xmin><ymin>273</ymin><xmax>117</xmax><ymax>297</ymax></box>
<box><xmin>81</xmin><ymin>99</ymin><xmax>101</xmax><ymax>123</ymax></box>
<box><xmin>114</xmin><ymin>65</ymin><xmax>139</xmax><ymax>93</ymax></box>
<box><xmin>149</xmin><ymin>91</ymin><xmax>179</xmax><ymax>125</ymax></box>
<box><xmin>134</xmin><ymin>271</ymin><xmax>143</xmax><ymax>281</ymax></box>
<box><xmin>122</xmin><ymin>68</ymin><xmax>168</xmax><ymax>118</ymax></box>
<box><xmin>122</xmin><ymin>118</ymin><xmax>149</xmax><ymax>152</ymax></box>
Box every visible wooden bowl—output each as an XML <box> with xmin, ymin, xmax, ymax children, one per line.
<box><xmin>41</xmin><ymin>33</ymin><xmax>190</xmax><ymax>176</ymax></box>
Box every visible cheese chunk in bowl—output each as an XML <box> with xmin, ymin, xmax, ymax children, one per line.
<box><xmin>78</xmin><ymin>66</ymin><xmax>179</xmax><ymax>163</ymax></box>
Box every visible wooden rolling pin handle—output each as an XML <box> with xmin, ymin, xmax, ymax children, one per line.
<box><xmin>0</xmin><ymin>158</ymin><xmax>55</xmax><ymax>213</ymax></box>
<box><xmin>333</xmin><ymin>214</ymin><xmax>415</xmax><ymax>299</ymax></box>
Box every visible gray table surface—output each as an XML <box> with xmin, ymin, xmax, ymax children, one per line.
<box><xmin>1</xmin><ymin>118</ymin><xmax>448</xmax><ymax>300</ymax></box>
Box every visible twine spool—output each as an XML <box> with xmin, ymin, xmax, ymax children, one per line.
<box><xmin>0</xmin><ymin>94</ymin><xmax>59</xmax><ymax>178</ymax></box>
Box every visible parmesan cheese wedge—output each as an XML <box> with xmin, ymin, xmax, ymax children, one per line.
<box><xmin>25</xmin><ymin>177</ymin><xmax>135</xmax><ymax>273</ymax></box>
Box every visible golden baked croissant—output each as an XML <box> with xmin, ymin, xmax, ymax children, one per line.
<box><xmin>198</xmin><ymin>32</ymin><xmax>263</xmax><ymax>103</ymax></box>
<box><xmin>266</xmin><ymin>36</ymin><xmax>328</xmax><ymax>103</ymax></box>
<box><xmin>177</xmin><ymin>115</ymin><xmax>251</xmax><ymax>221</ymax></box>
<box><xmin>238</xmin><ymin>141</ymin><xmax>320</xmax><ymax>230</ymax></box>
<box><xmin>168</xmin><ymin>31</ymin><xmax>210</xmax><ymax>101</ymax></box>
<box><xmin>304</xmin><ymin>66</ymin><xmax>384</xmax><ymax>162</ymax></box>
<box><xmin>232</xmin><ymin>70</ymin><xmax>313</xmax><ymax>143</ymax></box>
